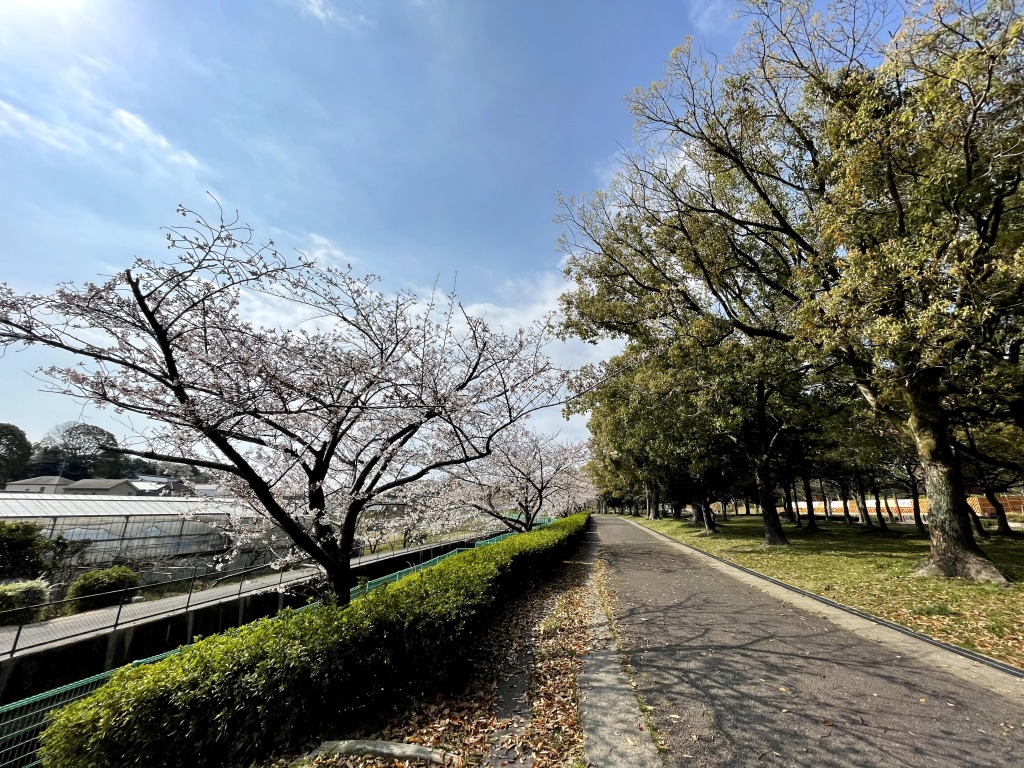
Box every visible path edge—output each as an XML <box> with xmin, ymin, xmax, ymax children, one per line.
<box><xmin>577</xmin><ymin>520</ymin><xmax>665</xmax><ymax>767</ymax></box>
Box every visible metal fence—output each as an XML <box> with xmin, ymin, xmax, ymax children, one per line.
<box><xmin>1</xmin><ymin>525</ymin><xmax>510</xmax><ymax>659</ymax></box>
<box><xmin>0</xmin><ymin>562</ymin><xmax>313</xmax><ymax>658</ymax></box>
<box><xmin>0</xmin><ymin>525</ymin><xmax>540</xmax><ymax>768</ymax></box>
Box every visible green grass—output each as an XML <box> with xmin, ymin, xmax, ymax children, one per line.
<box><xmin>633</xmin><ymin>514</ymin><xmax>1024</xmax><ymax>669</ymax></box>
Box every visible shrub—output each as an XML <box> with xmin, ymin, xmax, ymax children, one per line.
<box><xmin>65</xmin><ymin>566</ymin><xmax>141</xmax><ymax>612</ymax></box>
<box><xmin>0</xmin><ymin>521</ymin><xmax>53</xmax><ymax>578</ymax></box>
<box><xmin>39</xmin><ymin>513</ymin><xmax>588</xmax><ymax>768</ymax></box>
<box><xmin>0</xmin><ymin>580</ymin><xmax>50</xmax><ymax>625</ymax></box>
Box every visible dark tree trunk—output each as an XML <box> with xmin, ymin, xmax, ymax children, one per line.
<box><xmin>791</xmin><ymin>479</ymin><xmax>804</xmax><ymax>527</ymax></box>
<box><xmin>819</xmin><ymin>478</ymin><xmax>831</xmax><ymax>521</ymax></box>
<box><xmin>907</xmin><ymin>465</ymin><xmax>927</xmax><ymax>535</ymax></box>
<box><xmin>968</xmin><ymin>505</ymin><xmax>990</xmax><ymax>539</ymax></box>
<box><xmin>702</xmin><ymin>500</ymin><xmax>718</xmax><ymax>533</ymax></box>
<box><xmin>744</xmin><ymin>497</ymin><xmax>751</xmax><ymax>515</ymax></box>
<box><xmin>905</xmin><ymin>393</ymin><xmax>1007</xmax><ymax>584</ymax></box>
<box><xmin>753</xmin><ymin>381</ymin><xmax>788</xmax><ymax>545</ymax></box>
<box><xmin>855</xmin><ymin>468</ymin><xmax>873</xmax><ymax>527</ymax></box>
<box><xmin>781</xmin><ymin>479</ymin><xmax>797</xmax><ymax>525</ymax></box>
<box><xmin>802</xmin><ymin>474</ymin><xmax>819</xmax><ymax>533</ymax></box>
<box><xmin>869</xmin><ymin>475</ymin><xmax>888</xmax><ymax>530</ymax></box>
<box><xmin>883</xmin><ymin>493</ymin><xmax>896</xmax><ymax>523</ymax></box>
<box><xmin>984</xmin><ymin>487</ymin><xmax>1018</xmax><ymax>537</ymax></box>
<box><xmin>754</xmin><ymin>458</ymin><xmax>788</xmax><ymax>545</ymax></box>
<box><xmin>838</xmin><ymin>478</ymin><xmax>854</xmax><ymax>525</ymax></box>
<box><xmin>672</xmin><ymin>501</ymin><xmax>683</xmax><ymax>519</ymax></box>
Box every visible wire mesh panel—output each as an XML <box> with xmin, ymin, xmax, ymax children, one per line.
<box><xmin>0</xmin><ymin>671</ymin><xmax>115</xmax><ymax>768</ymax></box>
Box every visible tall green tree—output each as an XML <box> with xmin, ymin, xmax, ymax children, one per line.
<box><xmin>0</xmin><ymin>422</ymin><xmax>32</xmax><ymax>485</ymax></box>
<box><xmin>561</xmin><ymin>0</ymin><xmax>1021</xmax><ymax>583</ymax></box>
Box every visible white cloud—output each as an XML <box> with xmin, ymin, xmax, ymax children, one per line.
<box><xmin>688</xmin><ymin>0</ymin><xmax>741</xmax><ymax>37</ymax></box>
<box><xmin>291</xmin><ymin>0</ymin><xmax>373</xmax><ymax>28</ymax></box>
<box><xmin>0</xmin><ymin>95</ymin><xmax>203</xmax><ymax>179</ymax></box>
<box><xmin>0</xmin><ymin>99</ymin><xmax>89</xmax><ymax>152</ymax></box>
<box><xmin>302</xmin><ymin>233</ymin><xmax>353</xmax><ymax>266</ymax></box>
<box><xmin>111</xmin><ymin>109</ymin><xmax>200</xmax><ymax>169</ymax></box>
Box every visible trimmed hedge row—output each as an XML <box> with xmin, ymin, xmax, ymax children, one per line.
<box><xmin>0</xmin><ymin>580</ymin><xmax>49</xmax><ymax>625</ymax></box>
<box><xmin>39</xmin><ymin>513</ymin><xmax>588</xmax><ymax>768</ymax></box>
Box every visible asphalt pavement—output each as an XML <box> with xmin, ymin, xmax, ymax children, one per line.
<box><xmin>580</xmin><ymin>516</ymin><xmax>1024</xmax><ymax>768</ymax></box>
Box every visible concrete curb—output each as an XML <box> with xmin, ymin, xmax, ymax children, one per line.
<box><xmin>578</xmin><ymin>526</ymin><xmax>663</xmax><ymax>767</ymax></box>
<box><xmin>624</xmin><ymin>518</ymin><xmax>1024</xmax><ymax>698</ymax></box>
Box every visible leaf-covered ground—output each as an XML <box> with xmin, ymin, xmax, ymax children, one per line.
<box><xmin>637</xmin><ymin>515</ymin><xmax>1024</xmax><ymax>669</ymax></box>
<box><xmin>271</xmin><ymin>558</ymin><xmax>591</xmax><ymax>768</ymax></box>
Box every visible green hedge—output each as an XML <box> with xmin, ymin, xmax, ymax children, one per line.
<box><xmin>0</xmin><ymin>580</ymin><xmax>49</xmax><ymax>625</ymax></box>
<box><xmin>39</xmin><ymin>513</ymin><xmax>588</xmax><ymax>768</ymax></box>
<box><xmin>66</xmin><ymin>566</ymin><xmax>141</xmax><ymax>612</ymax></box>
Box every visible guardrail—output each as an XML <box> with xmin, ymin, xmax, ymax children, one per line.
<box><xmin>0</xmin><ymin>562</ymin><xmax>310</xmax><ymax>659</ymax></box>
<box><xmin>0</xmin><ymin>526</ymin><xmax>509</xmax><ymax>660</ymax></box>
<box><xmin>0</xmin><ymin>524</ymin><xmax>545</xmax><ymax>768</ymax></box>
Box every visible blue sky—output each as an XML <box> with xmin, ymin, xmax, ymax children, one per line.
<box><xmin>0</xmin><ymin>0</ymin><xmax>742</xmax><ymax>443</ymax></box>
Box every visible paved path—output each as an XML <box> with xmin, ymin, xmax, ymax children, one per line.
<box><xmin>584</xmin><ymin>516</ymin><xmax>1024</xmax><ymax>768</ymax></box>
<box><xmin>0</xmin><ymin>567</ymin><xmax>316</xmax><ymax>657</ymax></box>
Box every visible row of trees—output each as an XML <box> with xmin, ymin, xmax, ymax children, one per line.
<box><xmin>575</xmin><ymin>339</ymin><xmax>1022</xmax><ymax>538</ymax></box>
<box><xmin>560</xmin><ymin>0</ymin><xmax>1024</xmax><ymax>583</ymax></box>
<box><xmin>0</xmin><ymin>205</ymin><xmax>588</xmax><ymax>602</ymax></box>
<box><xmin>0</xmin><ymin>421</ymin><xmax>182</xmax><ymax>484</ymax></box>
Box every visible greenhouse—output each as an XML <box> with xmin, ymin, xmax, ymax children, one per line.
<box><xmin>0</xmin><ymin>494</ymin><xmax>245</xmax><ymax>564</ymax></box>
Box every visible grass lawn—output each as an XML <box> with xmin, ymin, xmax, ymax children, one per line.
<box><xmin>634</xmin><ymin>514</ymin><xmax>1024</xmax><ymax>670</ymax></box>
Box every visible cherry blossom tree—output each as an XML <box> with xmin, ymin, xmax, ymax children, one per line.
<box><xmin>438</xmin><ymin>425</ymin><xmax>593</xmax><ymax>532</ymax></box>
<box><xmin>0</xmin><ymin>204</ymin><xmax>564</xmax><ymax>602</ymax></box>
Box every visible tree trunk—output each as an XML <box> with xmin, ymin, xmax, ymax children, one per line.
<box><xmin>869</xmin><ymin>475</ymin><xmax>888</xmax><ymax>530</ymax></box>
<box><xmin>838</xmin><ymin>478</ymin><xmax>854</xmax><ymax>525</ymax></box>
<box><xmin>882</xmin><ymin>493</ymin><xmax>896</xmax><ymax>523</ymax></box>
<box><xmin>854</xmin><ymin>468</ymin><xmax>873</xmax><ymax>527</ymax></box>
<box><xmin>801</xmin><ymin>474</ymin><xmax>819</xmax><ymax>533</ymax></box>
<box><xmin>754</xmin><ymin>457</ymin><xmax>788</xmax><ymax>545</ymax></box>
<box><xmin>752</xmin><ymin>381</ymin><xmax>787</xmax><ymax>545</ymax></box>
<box><xmin>968</xmin><ymin>505</ymin><xmax>990</xmax><ymax>540</ymax></box>
<box><xmin>905</xmin><ymin>395</ymin><xmax>1008</xmax><ymax>584</ymax></box>
<box><xmin>907</xmin><ymin>465</ymin><xmax>927</xmax><ymax>535</ymax></box>
<box><xmin>702</xmin><ymin>500</ymin><xmax>717</xmax><ymax>533</ymax></box>
<box><xmin>819</xmin><ymin>478</ymin><xmax>831</xmax><ymax>521</ymax></box>
<box><xmin>984</xmin><ymin>487</ymin><xmax>1018</xmax><ymax>538</ymax></box>
<box><xmin>781</xmin><ymin>479</ymin><xmax>797</xmax><ymax>525</ymax></box>
<box><xmin>744</xmin><ymin>497</ymin><xmax>751</xmax><ymax>516</ymax></box>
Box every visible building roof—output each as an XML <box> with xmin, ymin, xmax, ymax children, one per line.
<box><xmin>0</xmin><ymin>494</ymin><xmax>249</xmax><ymax>520</ymax></box>
<box><xmin>4</xmin><ymin>476</ymin><xmax>74</xmax><ymax>487</ymax></box>
<box><xmin>63</xmin><ymin>478</ymin><xmax>137</xmax><ymax>490</ymax></box>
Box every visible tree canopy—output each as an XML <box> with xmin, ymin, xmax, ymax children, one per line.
<box><xmin>0</xmin><ymin>204</ymin><xmax>565</xmax><ymax>601</ymax></box>
<box><xmin>0</xmin><ymin>422</ymin><xmax>31</xmax><ymax>485</ymax></box>
<box><xmin>560</xmin><ymin>0</ymin><xmax>1023</xmax><ymax>583</ymax></box>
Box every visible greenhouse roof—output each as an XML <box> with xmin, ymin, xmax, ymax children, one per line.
<box><xmin>0</xmin><ymin>494</ymin><xmax>248</xmax><ymax>519</ymax></box>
